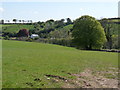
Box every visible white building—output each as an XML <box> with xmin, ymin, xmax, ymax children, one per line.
<box><xmin>30</xmin><ymin>34</ymin><xmax>39</xmax><ymax>39</ymax></box>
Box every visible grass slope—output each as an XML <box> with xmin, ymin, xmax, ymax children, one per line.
<box><xmin>1</xmin><ymin>24</ymin><xmax>34</xmax><ymax>32</ymax></box>
<box><xmin>2</xmin><ymin>40</ymin><xmax>118</xmax><ymax>88</ymax></box>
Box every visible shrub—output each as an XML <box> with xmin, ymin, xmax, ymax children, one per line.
<box><xmin>4</xmin><ymin>35</ymin><xmax>9</xmax><ymax>40</ymax></box>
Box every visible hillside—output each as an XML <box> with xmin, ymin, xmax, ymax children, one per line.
<box><xmin>2</xmin><ymin>40</ymin><xmax>118</xmax><ymax>88</ymax></box>
<box><xmin>1</xmin><ymin>24</ymin><xmax>34</xmax><ymax>33</ymax></box>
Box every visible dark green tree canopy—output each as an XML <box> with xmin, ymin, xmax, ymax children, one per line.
<box><xmin>72</xmin><ymin>15</ymin><xmax>106</xmax><ymax>49</ymax></box>
<box><xmin>13</xmin><ymin>19</ymin><xmax>17</xmax><ymax>23</ymax></box>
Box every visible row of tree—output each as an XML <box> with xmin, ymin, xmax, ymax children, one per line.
<box><xmin>0</xmin><ymin>18</ymin><xmax>73</xmax><ymax>24</ymax></box>
<box><xmin>0</xmin><ymin>19</ymin><xmax>33</xmax><ymax>24</ymax></box>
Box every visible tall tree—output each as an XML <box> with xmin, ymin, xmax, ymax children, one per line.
<box><xmin>54</xmin><ymin>19</ymin><xmax>65</xmax><ymax>28</ymax></box>
<box><xmin>66</xmin><ymin>18</ymin><xmax>72</xmax><ymax>25</ymax></box>
<box><xmin>17</xmin><ymin>29</ymin><xmax>29</xmax><ymax>37</ymax></box>
<box><xmin>22</xmin><ymin>20</ymin><xmax>25</xmax><ymax>24</ymax></box>
<box><xmin>72</xmin><ymin>15</ymin><xmax>106</xmax><ymax>50</ymax></box>
<box><xmin>29</xmin><ymin>20</ymin><xmax>32</xmax><ymax>24</ymax></box>
<box><xmin>100</xmin><ymin>19</ymin><xmax>114</xmax><ymax>49</ymax></box>
<box><xmin>13</xmin><ymin>19</ymin><xmax>17</xmax><ymax>23</ymax></box>
<box><xmin>19</xmin><ymin>20</ymin><xmax>22</xmax><ymax>23</ymax></box>
<box><xmin>0</xmin><ymin>19</ymin><xmax>4</xmax><ymax>24</ymax></box>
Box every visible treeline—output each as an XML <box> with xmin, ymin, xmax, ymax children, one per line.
<box><xmin>99</xmin><ymin>18</ymin><xmax>119</xmax><ymax>49</ymax></box>
<box><xmin>0</xmin><ymin>19</ymin><xmax>33</xmax><ymax>24</ymax></box>
<box><xmin>1</xmin><ymin>17</ymin><xmax>120</xmax><ymax>50</ymax></box>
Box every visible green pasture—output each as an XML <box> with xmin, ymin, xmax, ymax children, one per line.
<box><xmin>1</xmin><ymin>24</ymin><xmax>34</xmax><ymax>33</ymax></box>
<box><xmin>2</xmin><ymin>40</ymin><xmax>118</xmax><ymax>88</ymax></box>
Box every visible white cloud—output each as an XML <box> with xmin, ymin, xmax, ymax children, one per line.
<box><xmin>0</xmin><ymin>7</ymin><xmax>4</xmax><ymax>12</ymax></box>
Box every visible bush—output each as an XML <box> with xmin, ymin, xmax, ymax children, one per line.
<box><xmin>38</xmin><ymin>38</ymin><xmax>74</xmax><ymax>47</ymax></box>
<box><xmin>34</xmin><ymin>37</ymin><xmax>39</xmax><ymax>40</ymax></box>
<box><xmin>26</xmin><ymin>38</ymin><xmax>33</xmax><ymax>42</ymax></box>
<box><xmin>2</xmin><ymin>32</ymin><xmax>17</xmax><ymax>37</ymax></box>
<box><xmin>4</xmin><ymin>35</ymin><xmax>9</xmax><ymax>40</ymax></box>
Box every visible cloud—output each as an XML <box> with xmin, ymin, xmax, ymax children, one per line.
<box><xmin>0</xmin><ymin>7</ymin><xmax>4</xmax><ymax>12</ymax></box>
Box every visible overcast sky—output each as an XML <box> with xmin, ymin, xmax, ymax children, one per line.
<box><xmin>0</xmin><ymin>0</ymin><xmax>119</xmax><ymax>22</ymax></box>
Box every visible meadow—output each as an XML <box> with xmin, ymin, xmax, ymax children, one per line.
<box><xmin>1</xmin><ymin>24</ymin><xmax>34</xmax><ymax>33</ymax></box>
<box><xmin>2</xmin><ymin>40</ymin><xmax>118</xmax><ymax>88</ymax></box>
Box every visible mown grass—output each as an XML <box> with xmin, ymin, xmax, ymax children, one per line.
<box><xmin>2</xmin><ymin>40</ymin><xmax>118</xmax><ymax>88</ymax></box>
<box><xmin>1</xmin><ymin>24</ymin><xmax>34</xmax><ymax>32</ymax></box>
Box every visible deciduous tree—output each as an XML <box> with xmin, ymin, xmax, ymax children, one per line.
<box><xmin>72</xmin><ymin>15</ymin><xmax>106</xmax><ymax>49</ymax></box>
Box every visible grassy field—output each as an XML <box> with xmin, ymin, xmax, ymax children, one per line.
<box><xmin>1</xmin><ymin>24</ymin><xmax>73</xmax><ymax>33</ymax></box>
<box><xmin>0</xmin><ymin>40</ymin><xmax>2</xmax><ymax>89</ymax></box>
<box><xmin>1</xmin><ymin>24</ymin><xmax>34</xmax><ymax>32</ymax></box>
<box><xmin>2</xmin><ymin>40</ymin><xmax>118</xmax><ymax>88</ymax></box>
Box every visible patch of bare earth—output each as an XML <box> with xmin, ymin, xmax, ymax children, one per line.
<box><xmin>72</xmin><ymin>69</ymin><xmax>118</xmax><ymax>88</ymax></box>
<box><xmin>45</xmin><ymin>68</ymin><xmax>118</xmax><ymax>88</ymax></box>
<box><xmin>63</xmin><ymin>68</ymin><xmax>118</xmax><ymax>88</ymax></box>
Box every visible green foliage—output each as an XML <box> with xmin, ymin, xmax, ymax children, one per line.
<box><xmin>54</xmin><ymin>19</ymin><xmax>65</xmax><ymax>28</ymax></box>
<box><xmin>38</xmin><ymin>38</ymin><xmax>73</xmax><ymax>47</ymax></box>
<box><xmin>112</xmin><ymin>35</ymin><xmax>119</xmax><ymax>49</ymax></box>
<box><xmin>2</xmin><ymin>32</ymin><xmax>17</xmax><ymax>37</ymax></box>
<box><xmin>13</xmin><ymin>19</ymin><xmax>17</xmax><ymax>23</ymax></box>
<box><xmin>72</xmin><ymin>15</ymin><xmax>107</xmax><ymax>49</ymax></box>
<box><xmin>26</xmin><ymin>38</ymin><xmax>33</xmax><ymax>42</ymax></box>
<box><xmin>4</xmin><ymin>36</ymin><xmax>9</xmax><ymax>40</ymax></box>
<box><xmin>1</xmin><ymin>17</ymin><xmax>119</xmax><ymax>49</ymax></box>
<box><xmin>66</xmin><ymin>18</ymin><xmax>73</xmax><ymax>25</ymax></box>
<box><xmin>34</xmin><ymin>37</ymin><xmax>39</xmax><ymax>40</ymax></box>
<box><xmin>49</xmin><ymin>24</ymin><xmax>73</xmax><ymax>39</ymax></box>
<box><xmin>100</xmin><ymin>19</ymin><xmax>119</xmax><ymax>49</ymax></box>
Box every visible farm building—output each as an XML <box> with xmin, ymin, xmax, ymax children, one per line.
<box><xmin>30</xmin><ymin>34</ymin><xmax>39</xmax><ymax>39</ymax></box>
